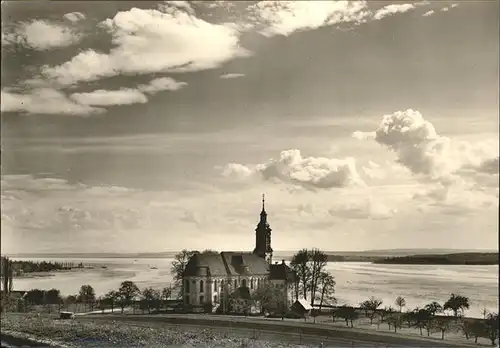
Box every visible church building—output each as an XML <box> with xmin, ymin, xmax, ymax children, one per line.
<box><xmin>182</xmin><ymin>195</ymin><xmax>295</xmax><ymax>313</ymax></box>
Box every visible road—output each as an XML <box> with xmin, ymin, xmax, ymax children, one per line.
<box><xmin>77</xmin><ymin>313</ymin><xmax>475</xmax><ymax>347</ymax></box>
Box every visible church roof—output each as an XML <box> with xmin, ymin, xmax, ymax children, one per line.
<box><xmin>183</xmin><ymin>252</ymin><xmax>275</xmax><ymax>278</ymax></box>
<box><xmin>183</xmin><ymin>252</ymin><xmax>228</xmax><ymax>277</ymax></box>
<box><xmin>221</xmin><ymin>252</ymin><xmax>270</xmax><ymax>276</ymax></box>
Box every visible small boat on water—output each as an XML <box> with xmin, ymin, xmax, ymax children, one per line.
<box><xmin>150</xmin><ymin>266</ymin><xmax>158</xmax><ymax>269</ymax></box>
<box><xmin>101</xmin><ymin>266</ymin><xmax>107</xmax><ymax>269</ymax></box>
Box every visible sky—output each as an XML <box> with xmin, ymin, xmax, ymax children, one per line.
<box><xmin>1</xmin><ymin>0</ymin><xmax>498</xmax><ymax>254</ymax></box>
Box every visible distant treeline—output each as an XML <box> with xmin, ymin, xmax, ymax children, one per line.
<box><xmin>325</xmin><ymin>255</ymin><xmax>380</xmax><ymax>262</ymax></box>
<box><xmin>373</xmin><ymin>253</ymin><xmax>499</xmax><ymax>265</ymax></box>
<box><xmin>0</xmin><ymin>260</ymin><xmax>85</xmax><ymax>276</ymax></box>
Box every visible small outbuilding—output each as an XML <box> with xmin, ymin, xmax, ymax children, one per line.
<box><xmin>290</xmin><ymin>298</ymin><xmax>312</xmax><ymax>318</ymax></box>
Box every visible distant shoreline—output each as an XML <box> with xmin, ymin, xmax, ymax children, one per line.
<box><xmin>372</xmin><ymin>252</ymin><xmax>499</xmax><ymax>265</ymax></box>
<box><xmin>6</xmin><ymin>250</ymin><xmax>499</xmax><ymax>266</ymax></box>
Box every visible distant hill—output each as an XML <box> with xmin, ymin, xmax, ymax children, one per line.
<box><xmin>373</xmin><ymin>252</ymin><xmax>499</xmax><ymax>265</ymax></box>
<box><xmin>6</xmin><ymin>248</ymin><xmax>497</xmax><ymax>261</ymax></box>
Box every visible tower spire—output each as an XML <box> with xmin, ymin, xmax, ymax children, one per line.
<box><xmin>262</xmin><ymin>193</ymin><xmax>265</xmax><ymax>212</ymax></box>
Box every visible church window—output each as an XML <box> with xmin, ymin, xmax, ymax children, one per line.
<box><xmin>214</xmin><ymin>279</ymin><xmax>218</xmax><ymax>290</ymax></box>
<box><xmin>242</xmin><ymin>279</ymin><xmax>247</xmax><ymax>288</ymax></box>
<box><xmin>199</xmin><ymin>295</ymin><xmax>204</xmax><ymax>304</ymax></box>
<box><xmin>250</xmin><ymin>279</ymin><xmax>254</xmax><ymax>289</ymax></box>
<box><xmin>199</xmin><ymin>280</ymin><xmax>204</xmax><ymax>293</ymax></box>
<box><xmin>221</xmin><ymin>279</ymin><xmax>224</xmax><ymax>288</ymax></box>
<box><xmin>214</xmin><ymin>295</ymin><xmax>218</xmax><ymax>303</ymax></box>
<box><xmin>234</xmin><ymin>279</ymin><xmax>237</xmax><ymax>288</ymax></box>
<box><xmin>185</xmin><ymin>279</ymin><xmax>190</xmax><ymax>292</ymax></box>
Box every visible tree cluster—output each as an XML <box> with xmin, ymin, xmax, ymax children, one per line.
<box><xmin>289</xmin><ymin>249</ymin><xmax>336</xmax><ymax>308</ymax></box>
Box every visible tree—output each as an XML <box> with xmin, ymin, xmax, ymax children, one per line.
<box><xmin>290</xmin><ymin>249</ymin><xmax>311</xmax><ymax>301</ymax></box>
<box><xmin>386</xmin><ymin>314</ymin><xmax>403</xmax><ymax>333</ymax></box>
<box><xmin>161</xmin><ymin>287</ymin><xmax>172</xmax><ymax>310</ymax></box>
<box><xmin>1</xmin><ymin>256</ymin><xmax>14</xmax><ymax>313</ymax></box>
<box><xmin>434</xmin><ymin>318</ymin><xmax>451</xmax><ymax>340</ymax></box>
<box><xmin>335</xmin><ymin>306</ymin><xmax>358</xmax><ymax>328</ymax></box>
<box><xmin>360</xmin><ymin>296</ymin><xmax>383</xmax><ymax>325</ymax></box>
<box><xmin>443</xmin><ymin>293</ymin><xmax>470</xmax><ymax>317</ymax></box>
<box><xmin>46</xmin><ymin>288</ymin><xmax>62</xmax><ymax>312</ymax></box>
<box><xmin>482</xmin><ymin>308</ymin><xmax>489</xmax><ymax>319</ymax></box>
<box><xmin>170</xmin><ymin>250</ymin><xmax>198</xmax><ymax>297</ymax></box>
<box><xmin>317</xmin><ymin>272</ymin><xmax>336</xmax><ymax>310</ymax></box>
<box><xmin>308</xmin><ymin>249</ymin><xmax>328</xmax><ymax>306</ymax></box>
<box><xmin>485</xmin><ymin>313</ymin><xmax>499</xmax><ymax>346</ymax></box>
<box><xmin>118</xmin><ymin>280</ymin><xmax>140</xmax><ymax>313</ymax></box>
<box><xmin>414</xmin><ymin>308</ymin><xmax>432</xmax><ymax>336</ymax></box>
<box><xmin>78</xmin><ymin>285</ymin><xmax>96</xmax><ymax>312</ymax></box>
<box><xmin>141</xmin><ymin>287</ymin><xmax>156</xmax><ymax>314</ymax></box>
<box><xmin>64</xmin><ymin>295</ymin><xmax>77</xmax><ymax>311</ymax></box>
<box><xmin>103</xmin><ymin>291</ymin><xmax>118</xmax><ymax>313</ymax></box>
<box><xmin>424</xmin><ymin>301</ymin><xmax>442</xmax><ymax>316</ymax></box>
<box><xmin>252</xmin><ymin>282</ymin><xmax>285</xmax><ymax>317</ymax></box>
<box><xmin>395</xmin><ymin>296</ymin><xmax>406</xmax><ymax>312</ymax></box>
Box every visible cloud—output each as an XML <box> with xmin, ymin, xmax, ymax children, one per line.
<box><xmin>222</xmin><ymin>149</ymin><xmax>365</xmax><ymax>189</ymax></box>
<box><xmin>246</xmin><ymin>1</ymin><xmax>370</xmax><ymax>37</ymax></box>
<box><xmin>137</xmin><ymin>77</ymin><xmax>187</xmax><ymax>94</ymax></box>
<box><xmin>1</xmin><ymin>88</ymin><xmax>105</xmax><ymax>116</ymax></box>
<box><xmin>451</xmin><ymin>4</ymin><xmax>458</xmax><ymax>8</ymax></box>
<box><xmin>328</xmin><ymin>198</ymin><xmax>397</xmax><ymax>220</ymax></box>
<box><xmin>158</xmin><ymin>1</ymin><xmax>196</xmax><ymax>15</ymax></box>
<box><xmin>2</xmin><ymin>20</ymin><xmax>81</xmax><ymax>50</ymax></box>
<box><xmin>63</xmin><ymin>12</ymin><xmax>86</xmax><ymax>22</ymax></box>
<box><xmin>220</xmin><ymin>73</ymin><xmax>245</xmax><ymax>79</ymax></box>
<box><xmin>369</xmin><ymin>109</ymin><xmax>499</xmax><ymax>179</ymax></box>
<box><xmin>70</xmin><ymin>88</ymin><xmax>148</xmax><ymax>106</ymax></box>
<box><xmin>40</xmin><ymin>7</ymin><xmax>248</xmax><ymax>86</ymax></box>
<box><xmin>373</xmin><ymin>4</ymin><xmax>415</xmax><ymax>20</ymax></box>
<box><xmin>441</xmin><ymin>7</ymin><xmax>449</xmax><ymax>12</ymax></box>
<box><xmin>352</xmin><ymin>130</ymin><xmax>375</xmax><ymax>140</ymax></box>
<box><xmin>422</xmin><ymin>10</ymin><xmax>434</xmax><ymax>17</ymax></box>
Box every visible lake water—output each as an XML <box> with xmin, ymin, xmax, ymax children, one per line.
<box><xmin>11</xmin><ymin>257</ymin><xmax>498</xmax><ymax>318</ymax></box>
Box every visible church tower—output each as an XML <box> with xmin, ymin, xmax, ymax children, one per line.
<box><xmin>253</xmin><ymin>194</ymin><xmax>273</xmax><ymax>264</ymax></box>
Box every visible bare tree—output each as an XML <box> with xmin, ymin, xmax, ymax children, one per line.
<box><xmin>317</xmin><ymin>271</ymin><xmax>336</xmax><ymax>310</ymax></box>
<box><xmin>485</xmin><ymin>312</ymin><xmax>499</xmax><ymax>346</ymax></box>
<box><xmin>290</xmin><ymin>249</ymin><xmax>311</xmax><ymax>300</ymax></box>
<box><xmin>395</xmin><ymin>296</ymin><xmax>406</xmax><ymax>312</ymax></box>
<box><xmin>171</xmin><ymin>250</ymin><xmax>198</xmax><ymax>297</ymax></box>
<box><xmin>308</xmin><ymin>249</ymin><xmax>328</xmax><ymax>306</ymax></box>
<box><xmin>434</xmin><ymin>318</ymin><xmax>451</xmax><ymax>340</ymax></box>
<box><xmin>360</xmin><ymin>296</ymin><xmax>383</xmax><ymax>325</ymax></box>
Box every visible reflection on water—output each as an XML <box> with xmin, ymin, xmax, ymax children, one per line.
<box><xmin>11</xmin><ymin>258</ymin><xmax>498</xmax><ymax>318</ymax></box>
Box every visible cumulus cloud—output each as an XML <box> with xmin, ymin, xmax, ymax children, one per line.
<box><xmin>369</xmin><ymin>109</ymin><xmax>499</xmax><ymax>179</ymax></box>
<box><xmin>373</xmin><ymin>4</ymin><xmax>415</xmax><ymax>20</ymax></box>
<box><xmin>69</xmin><ymin>88</ymin><xmax>148</xmax><ymax>106</ymax></box>
<box><xmin>222</xmin><ymin>149</ymin><xmax>365</xmax><ymax>189</ymax></box>
<box><xmin>137</xmin><ymin>77</ymin><xmax>187</xmax><ymax>94</ymax></box>
<box><xmin>2</xmin><ymin>20</ymin><xmax>81</xmax><ymax>50</ymax></box>
<box><xmin>40</xmin><ymin>7</ymin><xmax>248</xmax><ymax>86</ymax></box>
<box><xmin>63</xmin><ymin>12</ymin><xmax>86</xmax><ymax>22</ymax></box>
<box><xmin>220</xmin><ymin>73</ymin><xmax>245</xmax><ymax>79</ymax></box>
<box><xmin>451</xmin><ymin>4</ymin><xmax>458</xmax><ymax>8</ymax></box>
<box><xmin>1</xmin><ymin>88</ymin><xmax>105</xmax><ymax>116</ymax></box>
<box><xmin>441</xmin><ymin>7</ymin><xmax>449</xmax><ymax>12</ymax></box>
<box><xmin>246</xmin><ymin>1</ymin><xmax>370</xmax><ymax>37</ymax></box>
<box><xmin>422</xmin><ymin>10</ymin><xmax>434</xmax><ymax>17</ymax></box>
